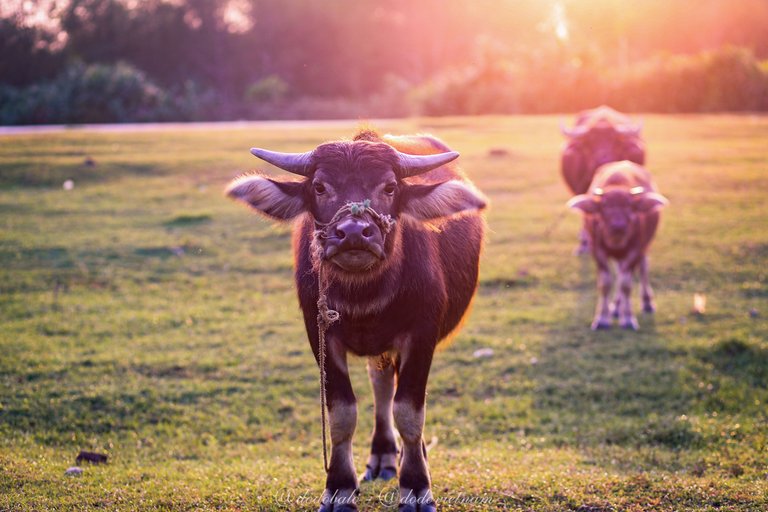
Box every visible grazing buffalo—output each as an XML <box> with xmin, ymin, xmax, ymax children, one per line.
<box><xmin>561</xmin><ymin>106</ymin><xmax>646</xmax><ymax>253</ymax></box>
<box><xmin>226</xmin><ymin>130</ymin><xmax>486</xmax><ymax>511</ymax></box>
<box><xmin>567</xmin><ymin>161</ymin><xmax>668</xmax><ymax>330</ymax></box>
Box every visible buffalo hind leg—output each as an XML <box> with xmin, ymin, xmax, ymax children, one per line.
<box><xmin>639</xmin><ymin>255</ymin><xmax>656</xmax><ymax>313</ymax></box>
<box><xmin>592</xmin><ymin>263</ymin><xmax>614</xmax><ymax>330</ymax></box>
<box><xmin>361</xmin><ymin>357</ymin><xmax>398</xmax><ymax>483</ymax></box>
<box><xmin>576</xmin><ymin>228</ymin><xmax>590</xmax><ymax>256</ymax></box>
<box><xmin>319</xmin><ymin>349</ymin><xmax>359</xmax><ymax>512</ymax></box>
<box><xmin>394</xmin><ymin>346</ymin><xmax>436</xmax><ymax>512</ymax></box>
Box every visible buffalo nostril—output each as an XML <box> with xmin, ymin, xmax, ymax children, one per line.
<box><xmin>362</xmin><ymin>225</ymin><xmax>373</xmax><ymax>238</ymax></box>
<box><xmin>335</xmin><ymin>228</ymin><xmax>346</xmax><ymax>239</ymax></box>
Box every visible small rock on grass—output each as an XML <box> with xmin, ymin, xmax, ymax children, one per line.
<box><xmin>65</xmin><ymin>467</ymin><xmax>83</xmax><ymax>476</ymax></box>
<box><xmin>472</xmin><ymin>348</ymin><xmax>494</xmax><ymax>358</ymax></box>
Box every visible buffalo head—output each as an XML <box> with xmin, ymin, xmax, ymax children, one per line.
<box><xmin>226</xmin><ymin>139</ymin><xmax>486</xmax><ymax>273</ymax></box>
<box><xmin>567</xmin><ymin>185</ymin><xmax>668</xmax><ymax>251</ymax></box>
<box><xmin>561</xmin><ymin>119</ymin><xmax>645</xmax><ymax>170</ymax></box>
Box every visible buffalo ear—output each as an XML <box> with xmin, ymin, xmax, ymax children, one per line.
<box><xmin>567</xmin><ymin>194</ymin><xmax>600</xmax><ymax>214</ymax></box>
<box><xmin>401</xmin><ymin>180</ymin><xmax>487</xmax><ymax>221</ymax></box>
<box><xmin>225</xmin><ymin>174</ymin><xmax>306</xmax><ymax>220</ymax></box>
<box><xmin>633</xmin><ymin>192</ymin><xmax>669</xmax><ymax>213</ymax></box>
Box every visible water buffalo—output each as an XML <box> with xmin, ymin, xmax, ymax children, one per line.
<box><xmin>561</xmin><ymin>106</ymin><xmax>646</xmax><ymax>254</ymax></box>
<box><xmin>567</xmin><ymin>160</ymin><xmax>668</xmax><ymax>330</ymax></box>
<box><xmin>226</xmin><ymin>130</ymin><xmax>487</xmax><ymax>511</ymax></box>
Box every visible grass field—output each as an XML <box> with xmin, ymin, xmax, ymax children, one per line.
<box><xmin>1</xmin><ymin>115</ymin><xmax>766</xmax><ymax>511</ymax></box>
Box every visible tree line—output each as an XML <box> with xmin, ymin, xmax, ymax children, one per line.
<box><xmin>2</xmin><ymin>0</ymin><xmax>768</xmax><ymax>124</ymax></box>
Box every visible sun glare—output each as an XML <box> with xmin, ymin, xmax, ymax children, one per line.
<box><xmin>553</xmin><ymin>2</ymin><xmax>569</xmax><ymax>42</ymax></box>
<box><xmin>222</xmin><ymin>0</ymin><xmax>253</xmax><ymax>34</ymax></box>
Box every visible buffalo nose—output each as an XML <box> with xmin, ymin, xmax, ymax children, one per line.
<box><xmin>335</xmin><ymin>218</ymin><xmax>375</xmax><ymax>242</ymax></box>
<box><xmin>609</xmin><ymin>220</ymin><xmax>627</xmax><ymax>231</ymax></box>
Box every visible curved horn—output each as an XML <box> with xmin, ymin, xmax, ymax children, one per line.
<box><xmin>396</xmin><ymin>150</ymin><xmax>460</xmax><ymax>178</ymax></box>
<box><xmin>617</xmin><ymin>121</ymin><xmax>642</xmax><ymax>137</ymax></box>
<box><xmin>560</xmin><ymin>120</ymin><xmax>587</xmax><ymax>138</ymax></box>
<box><xmin>250</xmin><ymin>148</ymin><xmax>314</xmax><ymax>176</ymax></box>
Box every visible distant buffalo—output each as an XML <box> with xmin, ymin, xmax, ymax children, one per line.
<box><xmin>568</xmin><ymin>161</ymin><xmax>668</xmax><ymax>330</ymax></box>
<box><xmin>226</xmin><ymin>130</ymin><xmax>486</xmax><ymax>512</ymax></box>
<box><xmin>561</xmin><ymin>106</ymin><xmax>646</xmax><ymax>253</ymax></box>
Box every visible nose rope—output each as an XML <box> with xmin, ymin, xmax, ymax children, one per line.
<box><xmin>312</xmin><ymin>199</ymin><xmax>395</xmax><ymax>474</ymax></box>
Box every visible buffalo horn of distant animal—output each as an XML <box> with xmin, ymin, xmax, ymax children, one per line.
<box><xmin>560</xmin><ymin>120</ymin><xmax>588</xmax><ymax>138</ymax></box>
<box><xmin>617</xmin><ymin>122</ymin><xmax>642</xmax><ymax>136</ymax></box>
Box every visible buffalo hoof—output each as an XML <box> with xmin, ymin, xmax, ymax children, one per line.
<box><xmin>620</xmin><ymin>318</ymin><xmax>639</xmax><ymax>330</ymax></box>
<box><xmin>360</xmin><ymin>464</ymin><xmax>397</xmax><ymax>483</ymax></box>
<box><xmin>319</xmin><ymin>489</ymin><xmax>359</xmax><ymax>512</ymax></box>
<box><xmin>360</xmin><ymin>464</ymin><xmax>376</xmax><ymax>482</ymax></box>
<box><xmin>319</xmin><ymin>505</ymin><xmax>357</xmax><ymax>512</ymax></box>
<box><xmin>399</xmin><ymin>501</ymin><xmax>437</xmax><ymax>512</ymax></box>
<box><xmin>591</xmin><ymin>320</ymin><xmax>613</xmax><ymax>330</ymax></box>
<box><xmin>378</xmin><ymin>466</ymin><xmax>397</xmax><ymax>481</ymax></box>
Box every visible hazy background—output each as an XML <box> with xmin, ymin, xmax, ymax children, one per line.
<box><xmin>2</xmin><ymin>0</ymin><xmax>768</xmax><ymax>124</ymax></box>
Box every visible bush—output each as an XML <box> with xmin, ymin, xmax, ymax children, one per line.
<box><xmin>2</xmin><ymin>47</ymin><xmax>766</xmax><ymax>124</ymax></box>
<box><xmin>245</xmin><ymin>75</ymin><xmax>289</xmax><ymax>103</ymax></box>
<box><xmin>609</xmin><ymin>47</ymin><xmax>768</xmax><ymax>112</ymax></box>
<box><xmin>0</xmin><ymin>61</ymin><xmax>182</xmax><ymax>124</ymax></box>
<box><xmin>412</xmin><ymin>46</ymin><xmax>768</xmax><ymax>115</ymax></box>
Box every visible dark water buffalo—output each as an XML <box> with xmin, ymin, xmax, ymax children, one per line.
<box><xmin>226</xmin><ymin>130</ymin><xmax>486</xmax><ymax>511</ymax></box>
<box><xmin>561</xmin><ymin>106</ymin><xmax>646</xmax><ymax>253</ymax></box>
<box><xmin>567</xmin><ymin>160</ymin><xmax>668</xmax><ymax>330</ymax></box>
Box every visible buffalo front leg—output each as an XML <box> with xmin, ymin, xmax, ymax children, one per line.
<box><xmin>361</xmin><ymin>357</ymin><xmax>398</xmax><ymax>483</ymax></box>
<box><xmin>610</xmin><ymin>267</ymin><xmax>624</xmax><ymax>320</ymax></box>
<box><xmin>393</xmin><ymin>346</ymin><xmax>436</xmax><ymax>512</ymax></box>
<box><xmin>617</xmin><ymin>264</ymin><xmax>639</xmax><ymax>330</ymax></box>
<box><xmin>592</xmin><ymin>263</ymin><xmax>614</xmax><ymax>330</ymax></box>
<box><xmin>639</xmin><ymin>255</ymin><xmax>656</xmax><ymax>313</ymax></box>
<box><xmin>319</xmin><ymin>345</ymin><xmax>359</xmax><ymax>512</ymax></box>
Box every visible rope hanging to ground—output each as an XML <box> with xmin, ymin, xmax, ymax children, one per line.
<box><xmin>316</xmin><ymin>262</ymin><xmax>338</xmax><ymax>473</ymax></box>
<box><xmin>312</xmin><ymin>199</ymin><xmax>395</xmax><ymax>473</ymax></box>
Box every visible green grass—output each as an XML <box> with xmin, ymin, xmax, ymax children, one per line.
<box><xmin>1</xmin><ymin>116</ymin><xmax>766</xmax><ymax>511</ymax></box>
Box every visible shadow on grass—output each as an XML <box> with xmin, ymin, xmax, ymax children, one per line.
<box><xmin>163</xmin><ymin>214</ymin><xmax>213</xmax><ymax>227</ymax></box>
<box><xmin>0</xmin><ymin>161</ymin><xmax>159</xmax><ymax>188</ymax></box>
<box><xmin>0</xmin><ymin>246</ymin><xmax>73</xmax><ymax>270</ymax></box>
<box><xmin>533</xmin><ymin>263</ymin><xmax>701</xmax><ymax>450</ymax></box>
<box><xmin>1</xmin><ymin>388</ymin><xmax>179</xmax><ymax>438</ymax></box>
<box><xmin>698</xmin><ymin>337</ymin><xmax>768</xmax><ymax>389</ymax></box>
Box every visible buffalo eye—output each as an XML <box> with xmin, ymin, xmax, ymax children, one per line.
<box><xmin>313</xmin><ymin>182</ymin><xmax>326</xmax><ymax>195</ymax></box>
<box><xmin>383</xmin><ymin>182</ymin><xmax>397</xmax><ymax>196</ymax></box>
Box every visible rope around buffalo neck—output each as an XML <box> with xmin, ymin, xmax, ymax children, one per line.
<box><xmin>312</xmin><ymin>200</ymin><xmax>395</xmax><ymax>473</ymax></box>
